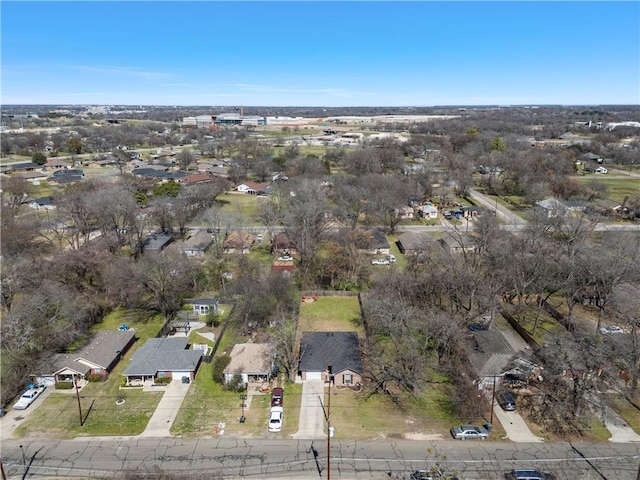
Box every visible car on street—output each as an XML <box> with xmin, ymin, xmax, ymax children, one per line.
<box><xmin>13</xmin><ymin>384</ymin><xmax>46</xmax><ymax>410</ymax></box>
<box><xmin>599</xmin><ymin>325</ymin><xmax>623</xmax><ymax>334</ymax></box>
<box><xmin>371</xmin><ymin>258</ymin><xmax>390</xmax><ymax>265</ymax></box>
<box><xmin>256</xmin><ymin>233</ymin><xmax>263</xmax><ymax>242</ymax></box>
<box><xmin>278</xmin><ymin>255</ymin><xmax>293</xmax><ymax>261</ymax></box>
<box><xmin>496</xmin><ymin>390</ymin><xmax>517</xmax><ymax>411</ymax></box>
<box><xmin>450</xmin><ymin>424</ymin><xmax>489</xmax><ymax>440</ymax></box>
<box><xmin>268</xmin><ymin>406</ymin><xmax>283</xmax><ymax>432</ymax></box>
<box><xmin>506</xmin><ymin>468</ymin><xmax>554</xmax><ymax>480</ymax></box>
<box><xmin>271</xmin><ymin>387</ymin><xmax>283</xmax><ymax>406</ymax></box>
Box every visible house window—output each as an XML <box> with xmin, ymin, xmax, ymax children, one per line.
<box><xmin>343</xmin><ymin>374</ymin><xmax>352</xmax><ymax>385</ymax></box>
<box><xmin>94</xmin><ymin>368</ymin><xmax>102</xmax><ymax>374</ymax></box>
<box><xmin>158</xmin><ymin>371</ymin><xmax>166</xmax><ymax>378</ymax></box>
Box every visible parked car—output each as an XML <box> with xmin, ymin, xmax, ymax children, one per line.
<box><xmin>371</xmin><ymin>258</ymin><xmax>390</xmax><ymax>265</ymax></box>
<box><xmin>506</xmin><ymin>469</ymin><xmax>554</xmax><ymax>480</ymax></box>
<box><xmin>278</xmin><ymin>255</ymin><xmax>293</xmax><ymax>261</ymax></box>
<box><xmin>271</xmin><ymin>387</ymin><xmax>283</xmax><ymax>406</ymax></box>
<box><xmin>268</xmin><ymin>406</ymin><xmax>283</xmax><ymax>432</ymax></box>
<box><xmin>387</xmin><ymin>254</ymin><xmax>396</xmax><ymax>263</ymax></box>
<box><xmin>13</xmin><ymin>385</ymin><xmax>46</xmax><ymax>410</ymax></box>
<box><xmin>496</xmin><ymin>390</ymin><xmax>517</xmax><ymax>411</ymax></box>
<box><xmin>256</xmin><ymin>233</ymin><xmax>263</xmax><ymax>242</ymax></box>
<box><xmin>599</xmin><ymin>325</ymin><xmax>623</xmax><ymax>334</ymax></box>
<box><xmin>450</xmin><ymin>424</ymin><xmax>489</xmax><ymax>440</ymax></box>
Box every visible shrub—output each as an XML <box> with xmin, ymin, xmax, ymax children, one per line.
<box><xmin>154</xmin><ymin>376</ymin><xmax>172</xmax><ymax>385</ymax></box>
<box><xmin>225</xmin><ymin>374</ymin><xmax>246</xmax><ymax>393</ymax></box>
<box><xmin>55</xmin><ymin>381</ymin><xmax>73</xmax><ymax>390</ymax></box>
<box><xmin>212</xmin><ymin>355</ymin><xmax>231</xmax><ymax>384</ymax></box>
<box><xmin>87</xmin><ymin>374</ymin><xmax>106</xmax><ymax>382</ymax></box>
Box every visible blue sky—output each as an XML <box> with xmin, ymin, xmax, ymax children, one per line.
<box><xmin>2</xmin><ymin>1</ymin><xmax>639</xmax><ymax>106</ymax></box>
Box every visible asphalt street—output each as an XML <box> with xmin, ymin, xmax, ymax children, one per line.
<box><xmin>2</xmin><ymin>437</ymin><xmax>639</xmax><ymax>480</ymax></box>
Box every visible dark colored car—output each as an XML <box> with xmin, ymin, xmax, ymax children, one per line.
<box><xmin>496</xmin><ymin>390</ymin><xmax>517</xmax><ymax>411</ymax></box>
<box><xmin>506</xmin><ymin>469</ymin><xmax>555</xmax><ymax>480</ymax></box>
<box><xmin>271</xmin><ymin>387</ymin><xmax>283</xmax><ymax>406</ymax></box>
<box><xmin>410</xmin><ymin>470</ymin><xmax>458</xmax><ymax>480</ymax></box>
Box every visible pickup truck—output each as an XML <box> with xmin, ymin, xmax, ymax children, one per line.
<box><xmin>13</xmin><ymin>385</ymin><xmax>46</xmax><ymax>410</ymax></box>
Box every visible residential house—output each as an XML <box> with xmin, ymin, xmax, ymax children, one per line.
<box><xmin>181</xmin><ymin>172</ymin><xmax>213</xmax><ymax>186</ymax></box>
<box><xmin>534</xmin><ymin>198</ymin><xmax>571</xmax><ymax>218</ymax></box>
<box><xmin>272</xmin><ymin>258</ymin><xmax>294</xmax><ymax>275</ymax></box>
<box><xmin>224</xmin><ymin>231</ymin><xmax>255</xmax><ymax>254</ymax></box>
<box><xmin>438</xmin><ymin>233</ymin><xmax>478</xmax><ymax>255</ymax></box>
<box><xmin>396</xmin><ymin>232</ymin><xmax>438</xmax><ymax>256</ymax></box>
<box><xmin>394</xmin><ymin>205</ymin><xmax>414</xmax><ymax>220</ymax></box>
<box><xmin>236</xmin><ymin>181</ymin><xmax>267</xmax><ymax>195</ymax></box>
<box><xmin>332</xmin><ymin>228</ymin><xmax>390</xmax><ymax>255</ymax></box>
<box><xmin>188</xmin><ymin>298</ymin><xmax>219</xmax><ymax>316</ymax></box>
<box><xmin>271</xmin><ymin>232</ymin><xmax>297</xmax><ymax>256</ymax></box>
<box><xmin>27</xmin><ymin>196</ymin><xmax>56</xmax><ymax>211</ymax></box>
<box><xmin>123</xmin><ymin>337</ymin><xmax>203</xmax><ymax>383</ymax></box>
<box><xmin>222</xmin><ymin>343</ymin><xmax>276</xmax><ymax>385</ymax></box>
<box><xmin>18</xmin><ymin>170</ymin><xmax>49</xmax><ymax>185</ymax></box>
<box><xmin>298</xmin><ymin>332</ymin><xmax>363</xmax><ymax>387</ymax></box>
<box><xmin>143</xmin><ymin>233</ymin><xmax>174</xmax><ymax>253</ymax></box>
<box><xmin>32</xmin><ymin>330</ymin><xmax>136</xmax><ymax>387</ymax></box>
<box><xmin>417</xmin><ymin>204</ymin><xmax>438</xmax><ymax>219</ymax></box>
<box><xmin>586</xmin><ymin>199</ymin><xmax>623</xmax><ymax>217</ymax></box>
<box><xmin>179</xmin><ymin>231</ymin><xmax>213</xmax><ymax>257</ymax></box>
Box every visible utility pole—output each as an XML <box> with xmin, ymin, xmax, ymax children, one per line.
<box><xmin>326</xmin><ymin>365</ymin><xmax>332</xmax><ymax>480</ymax></box>
<box><xmin>74</xmin><ymin>375</ymin><xmax>83</xmax><ymax>426</ymax></box>
<box><xmin>490</xmin><ymin>375</ymin><xmax>497</xmax><ymax>425</ymax></box>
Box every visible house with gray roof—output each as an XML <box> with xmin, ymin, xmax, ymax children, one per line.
<box><xmin>123</xmin><ymin>337</ymin><xmax>203</xmax><ymax>383</ymax></box>
<box><xmin>143</xmin><ymin>233</ymin><xmax>174</xmax><ymax>253</ymax></box>
<box><xmin>534</xmin><ymin>198</ymin><xmax>571</xmax><ymax>218</ymax></box>
<box><xmin>298</xmin><ymin>332</ymin><xmax>363</xmax><ymax>387</ymax></box>
<box><xmin>396</xmin><ymin>231</ymin><xmax>438</xmax><ymax>256</ymax></box>
<box><xmin>32</xmin><ymin>330</ymin><xmax>136</xmax><ymax>387</ymax></box>
<box><xmin>179</xmin><ymin>231</ymin><xmax>213</xmax><ymax>257</ymax></box>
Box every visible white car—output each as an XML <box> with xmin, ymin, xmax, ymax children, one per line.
<box><xmin>268</xmin><ymin>406</ymin><xmax>283</xmax><ymax>432</ymax></box>
<box><xmin>13</xmin><ymin>385</ymin><xmax>46</xmax><ymax>410</ymax></box>
<box><xmin>599</xmin><ymin>326</ymin><xmax>623</xmax><ymax>334</ymax></box>
<box><xmin>278</xmin><ymin>255</ymin><xmax>293</xmax><ymax>261</ymax></box>
<box><xmin>371</xmin><ymin>258</ymin><xmax>390</xmax><ymax>265</ymax></box>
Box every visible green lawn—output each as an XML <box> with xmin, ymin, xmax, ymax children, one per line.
<box><xmin>298</xmin><ymin>296</ymin><xmax>363</xmax><ymax>335</ymax></box>
<box><xmin>13</xmin><ymin>339</ymin><xmax>163</xmax><ymax>438</ymax></box>
<box><xmin>216</xmin><ymin>193</ymin><xmax>266</xmax><ymax>226</ymax></box>
<box><xmin>576</xmin><ymin>176</ymin><xmax>640</xmax><ymax>203</ymax></box>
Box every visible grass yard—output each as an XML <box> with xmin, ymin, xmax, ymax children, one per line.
<box><xmin>13</xmin><ymin>341</ymin><xmax>163</xmax><ymax>438</ymax></box>
<box><xmin>95</xmin><ymin>307</ymin><xmax>165</xmax><ymax>339</ymax></box>
<box><xmin>576</xmin><ymin>176</ymin><xmax>640</xmax><ymax>204</ymax></box>
<box><xmin>604</xmin><ymin>394</ymin><xmax>640</xmax><ymax>435</ymax></box>
<box><xmin>298</xmin><ymin>296</ymin><xmax>363</xmax><ymax>336</ymax></box>
<box><xmin>216</xmin><ymin>192</ymin><xmax>266</xmax><ymax>226</ymax></box>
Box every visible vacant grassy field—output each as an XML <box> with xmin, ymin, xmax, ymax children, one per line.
<box><xmin>576</xmin><ymin>176</ymin><xmax>640</xmax><ymax>203</ymax></box>
<box><xmin>216</xmin><ymin>192</ymin><xmax>267</xmax><ymax>226</ymax></box>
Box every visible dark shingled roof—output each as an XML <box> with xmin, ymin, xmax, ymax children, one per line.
<box><xmin>299</xmin><ymin>332</ymin><xmax>363</xmax><ymax>375</ymax></box>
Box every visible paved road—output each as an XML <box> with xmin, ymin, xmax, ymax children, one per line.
<box><xmin>2</xmin><ymin>437</ymin><xmax>639</xmax><ymax>480</ymax></box>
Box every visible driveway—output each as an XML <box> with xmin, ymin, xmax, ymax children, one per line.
<box><xmin>292</xmin><ymin>380</ymin><xmax>326</xmax><ymax>439</ymax></box>
<box><xmin>492</xmin><ymin>402</ymin><xmax>543</xmax><ymax>442</ymax></box>
<box><xmin>1</xmin><ymin>386</ymin><xmax>54</xmax><ymax>441</ymax></box>
<box><xmin>139</xmin><ymin>379</ymin><xmax>191</xmax><ymax>437</ymax></box>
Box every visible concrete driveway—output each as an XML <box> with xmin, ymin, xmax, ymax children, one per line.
<box><xmin>492</xmin><ymin>402</ymin><xmax>543</xmax><ymax>442</ymax></box>
<box><xmin>1</xmin><ymin>386</ymin><xmax>54</xmax><ymax>441</ymax></box>
<box><xmin>139</xmin><ymin>379</ymin><xmax>191</xmax><ymax>437</ymax></box>
<box><xmin>292</xmin><ymin>380</ymin><xmax>326</xmax><ymax>439</ymax></box>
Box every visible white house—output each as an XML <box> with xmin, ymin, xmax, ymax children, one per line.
<box><xmin>223</xmin><ymin>343</ymin><xmax>275</xmax><ymax>385</ymax></box>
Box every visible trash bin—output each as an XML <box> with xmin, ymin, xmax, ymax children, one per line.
<box><xmin>484</xmin><ymin>423</ymin><xmax>493</xmax><ymax>432</ymax></box>
<box><xmin>181</xmin><ymin>376</ymin><xmax>190</xmax><ymax>384</ymax></box>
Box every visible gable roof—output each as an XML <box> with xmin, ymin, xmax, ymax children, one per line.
<box><xmin>397</xmin><ymin>232</ymin><xmax>437</xmax><ymax>252</ymax></box>
<box><xmin>180</xmin><ymin>231</ymin><xmax>213</xmax><ymax>252</ymax></box>
<box><xmin>50</xmin><ymin>330</ymin><xmax>136</xmax><ymax>374</ymax></box>
<box><xmin>223</xmin><ymin>343</ymin><xmax>274</xmax><ymax>375</ymax></box>
<box><xmin>224</xmin><ymin>231</ymin><xmax>255</xmax><ymax>249</ymax></box>
<box><xmin>299</xmin><ymin>332</ymin><xmax>363</xmax><ymax>375</ymax></box>
<box><xmin>123</xmin><ymin>337</ymin><xmax>202</xmax><ymax>376</ymax></box>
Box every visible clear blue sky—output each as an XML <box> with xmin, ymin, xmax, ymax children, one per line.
<box><xmin>2</xmin><ymin>1</ymin><xmax>639</xmax><ymax>106</ymax></box>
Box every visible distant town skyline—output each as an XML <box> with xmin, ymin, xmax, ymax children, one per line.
<box><xmin>2</xmin><ymin>1</ymin><xmax>639</xmax><ymax>107</ymax></box>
